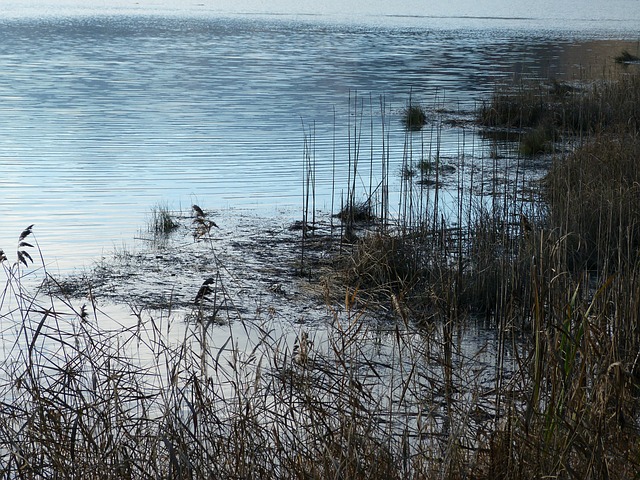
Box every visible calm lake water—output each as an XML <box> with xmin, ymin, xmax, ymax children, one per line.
<box><xmin>0</xmin><ymin>2</ymin><xmax>637</xmax><ymax>447</ymax></box>
<box><xmin>0</xmin><ymin>0</ymin><xmax>638</xmax><ymax>273</ymax></box>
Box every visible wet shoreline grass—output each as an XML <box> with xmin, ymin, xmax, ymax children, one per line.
<box><xmin>1</xmin><ymin>67</ymin><xmax>640</xmax><ymax>478</ymax></box>
<box><xmin>328</xmin><ymin>67</ymin><xmax>640</xmax><ymax>477</ymax></box>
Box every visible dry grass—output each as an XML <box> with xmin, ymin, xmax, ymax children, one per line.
<box><xmin>1</xmin><ymin>72</ymin><xmax>640</xmax><ymax>479</ymax></box>
<box><xmin>329</xmin><ymin>72</ymin><xmax>640</xmax><ymax>477</ymax></box>
<box><xmin>544</xmin><ymin>133</ymin><xmax>640</xmax><ymax>271</ymax></box>
<box><xmin>479</xmin><ymin>74</ymin><xmax>640</xmax><ymax>156</ymax></box>
<box><xmin>0</xmin><ymin>232</ymin><xmax>504</xmax><ymax>479</ymax></box>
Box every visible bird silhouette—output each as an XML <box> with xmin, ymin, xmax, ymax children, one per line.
<box><xmin>194</xmin><ymin>216</ymin><xmax>219</xmax><ymax>229</ymax></box>
<box><xmin>192</xmin><ymin>204</ymin><xmax>206</xmax><ymax>217</ymax></box>
<box><xmin>192</xmin><ymin>216</ymin><xmax>219</xmax><ymax>241</ymax></box>
<box><xmin>194</xmin><ymin>277</ymin><xmax>215</xmax><ymax>303</ymax></box>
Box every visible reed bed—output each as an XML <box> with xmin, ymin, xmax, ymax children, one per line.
<box><xmin>0</xmin><ymin>71</ymin><xmax>639</xmax><ymax>479</ymax></box>
<box><xmin>0</xmin><ymin>231</ymin><xmax>507</xmax><ymax>479</ymax></box>
<box><xmin>322</xmin><ymin>72</ymin><xmax>640</xmax><ymax>477</ymax></box>
<box><xmin>479</xmin><ymin>73</ymin><xmax>640</xmax><ymax>136</ymax></box>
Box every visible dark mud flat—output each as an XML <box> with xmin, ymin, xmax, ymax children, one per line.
<box><xmin>50</xmin><ymin>210</ymin><xmax>345</xmax><ymax>327</ymax></box>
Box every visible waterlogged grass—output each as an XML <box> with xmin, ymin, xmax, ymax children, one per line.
<box><xmin>518</xmin><ymin>124</ymin><xmax>555</xmax><ymax>155</ymax></box>
<box><xmin>0</xmin><ymin>234</ymin><xmax>507</xmax><ymax>479</ymax></box>
<box><xmin>1</xmin><ymin>71</ymin><xmax>640</xmax><ymax>479</ymax></box>
<box><xmin>402</xmin><ymin>103</ymin><xmax>427</xmax><ymax>131</ymax></box>
<box><xmin>545</xmin><ymin>134</ymin><xmax>640</xmax><ymax>270</ymax></box>
<box><xmin>329</xmin><ymin>70</ymin><xmax>640</xmax><ymax>477</ymax></box>
<box><xmin>479</xmin><ymin>73</ymin><xmax>640</xmax><ymax>156</ymax></box>
<box><xmin>148</xmin><ymin>201</ymin><xmax>179</xmax><ymax>236</ymax></box>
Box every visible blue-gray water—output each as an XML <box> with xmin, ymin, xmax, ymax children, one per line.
<box><xmin>0</xmin><ymin>1</ymin><xmax>638</xmax><ymax>272</ymax></box>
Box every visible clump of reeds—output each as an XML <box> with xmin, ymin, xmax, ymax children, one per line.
<box><xmin>339</xmin><ymin>232</ymin><xmax>417</xmax><ymax>300</ymax></box>
<box><xmin>478</xmin><ymin>83</ymin><xmax>548</xmax><ymax>129</ymax></box>
<box><xmin>480</xmin><ymin>73</ymin><xmax>640</xmax><ymax>136</ymax></box>
<box><xmin>148</xmin><ymin>201</ymin><xmax>179</xmax><ymax>235</ymax></box>
<box><xmin>5</xmin><ymin>70</ymin><xmax>640</xmax><ymax>479</ymax></box>
<box><xmin>402</xmin><ymin>103</ymin><xmax>427</xmax><ymax>131</ymax></box>
<box><xmin>0</xmin><ymin>228</ymin><xmax>502</xmax><ymax>479</ymax></box>
<box><xmin>334</xmin><ymin>199</ymin><xmax>375</xmax><ymax>223</ymax></box>
<box><xmin>544</xmin><ymin>132</ymin><xmax>640</xmax><ymax>271</ymax></box>
<box><xmin>518</xmin><ymin>124</ymin><xmax>555</xmax><ymax>155</ymax></box>
<box><xmin>326</xmin><ymin>75</ymin><xmax>640</xmax><ymax>478</ymax></box>
<box><xmin>417</xmin><ymin>158</ymin><xmax>457</xmax><ymax>176</ymax></box>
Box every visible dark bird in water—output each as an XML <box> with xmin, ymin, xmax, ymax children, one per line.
<box><xmin>192</xmin><ymin>204</ymin><xmax>206</xmax><ymax>217</ymax></box>
<box><xmin>194</xmin><ymin>277</ymin><xmax>215</xmax><ymax>303</ymax></box>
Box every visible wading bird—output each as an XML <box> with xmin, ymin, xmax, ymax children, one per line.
<box><xmin>194</xmin><ymin>277</ymin><xmax>215</xmax><ymax>303</ymax></box>
<box><xmin>192</xmin><ymin>217</ymin><xmax>219</xmax><ymax>241</ymax></box>
<box><xmin>192</xmin><ymin>204</ymin><xmax>206</xmax><ymax>217</ymax></box>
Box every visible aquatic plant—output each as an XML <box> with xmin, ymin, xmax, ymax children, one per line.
<box><xmin>148</xmin><ymin>201</ymin><xmax>179</xmax><ymax>235</ymax></box>
<box><xmin>544</xmin><ymin>132</ymin><xmax>640</xmax><ymax>271</ymax></box>
<box><xmin>334</xmin><ymin>199</ymin><xmax>375</xmax><ymax>224</ymax></box>
<box><xmin>4</xmin><ymin>194</ymin><xmax>639</xmax><ymax>478</ymax></box>
<box><xmin>0</xmin><ymin>227</ymin><xmax>504</xmax><ymax>479</ymax></box>
<box><xmin>402</xmin><ymin>103</ymin><xmax>427</xmax><ymax>131</ymax></box>
<box><xmin>518</xmin><ymin>124</ymin><xmax>555</xmax><ymax>155</ymax></box>
<box><xmin>480</xmin><ymin>73</ymin><xmax>640</xmax><ymax>135</ymax></box>
<box><xmin>323</xmin><ymin>73</ymin><xmax>640</xmax><ymax>477</ymax></box>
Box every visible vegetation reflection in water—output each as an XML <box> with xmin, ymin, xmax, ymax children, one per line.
<box><xmin>1</xmin><ymin>66</ymin><xmax>640</xmax><ymax>478</ymax></box>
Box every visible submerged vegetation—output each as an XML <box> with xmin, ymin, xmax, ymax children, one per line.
<box><xmin>1</xmin><ymin>68</ymin><xmax>640</xmax><ymax>478</ymax></box>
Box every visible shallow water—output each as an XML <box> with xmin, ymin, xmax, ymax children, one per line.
<box><xmin>0</xmin><ymin>5</ymin><xmax>637</xmax><ymax>455</ymax></box>
<box><xmin>0</xmin><ymin>2</ymin><xmax>638</xmax><ymax>273</ymax></box>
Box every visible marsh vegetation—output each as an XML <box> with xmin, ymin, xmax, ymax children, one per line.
<box><xmin>402</xmin><ymin>103</ymin><xmax>428</xmax><ymax>131</ymax></box>
<box><xmin>1</xmin><ymin>66</ymin><xmax>640</xmax><ymax>479</ymax></box>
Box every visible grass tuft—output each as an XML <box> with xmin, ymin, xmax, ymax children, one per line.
<box><xmin>334</xmin><ymin>199</ymin><xmax>375</xmax><ymax>223</ymax></box>
<box><xmin>519</xmin><ymin>124</ymin><xmax>555</xmax><ymax>155</ymax></box>
<box><xmin>480</xmin><ymin>74</ymin><xmax>640</xmax><ymax>136</ymax></box>
<box><xmin>148</xmin><ymin>201</ymin><xmax>179</xmax><ymax>235</ymax></box>
<box><xmin>402</xmin><ymin>103</ymin><xmax>427</xmax><ymax>131</ymax></box>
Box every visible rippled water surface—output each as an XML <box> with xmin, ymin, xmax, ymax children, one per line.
<box><xmin>0</xmin><ymin>2</ymin><xmax>638</xmax><ymax>271</ymax></box>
